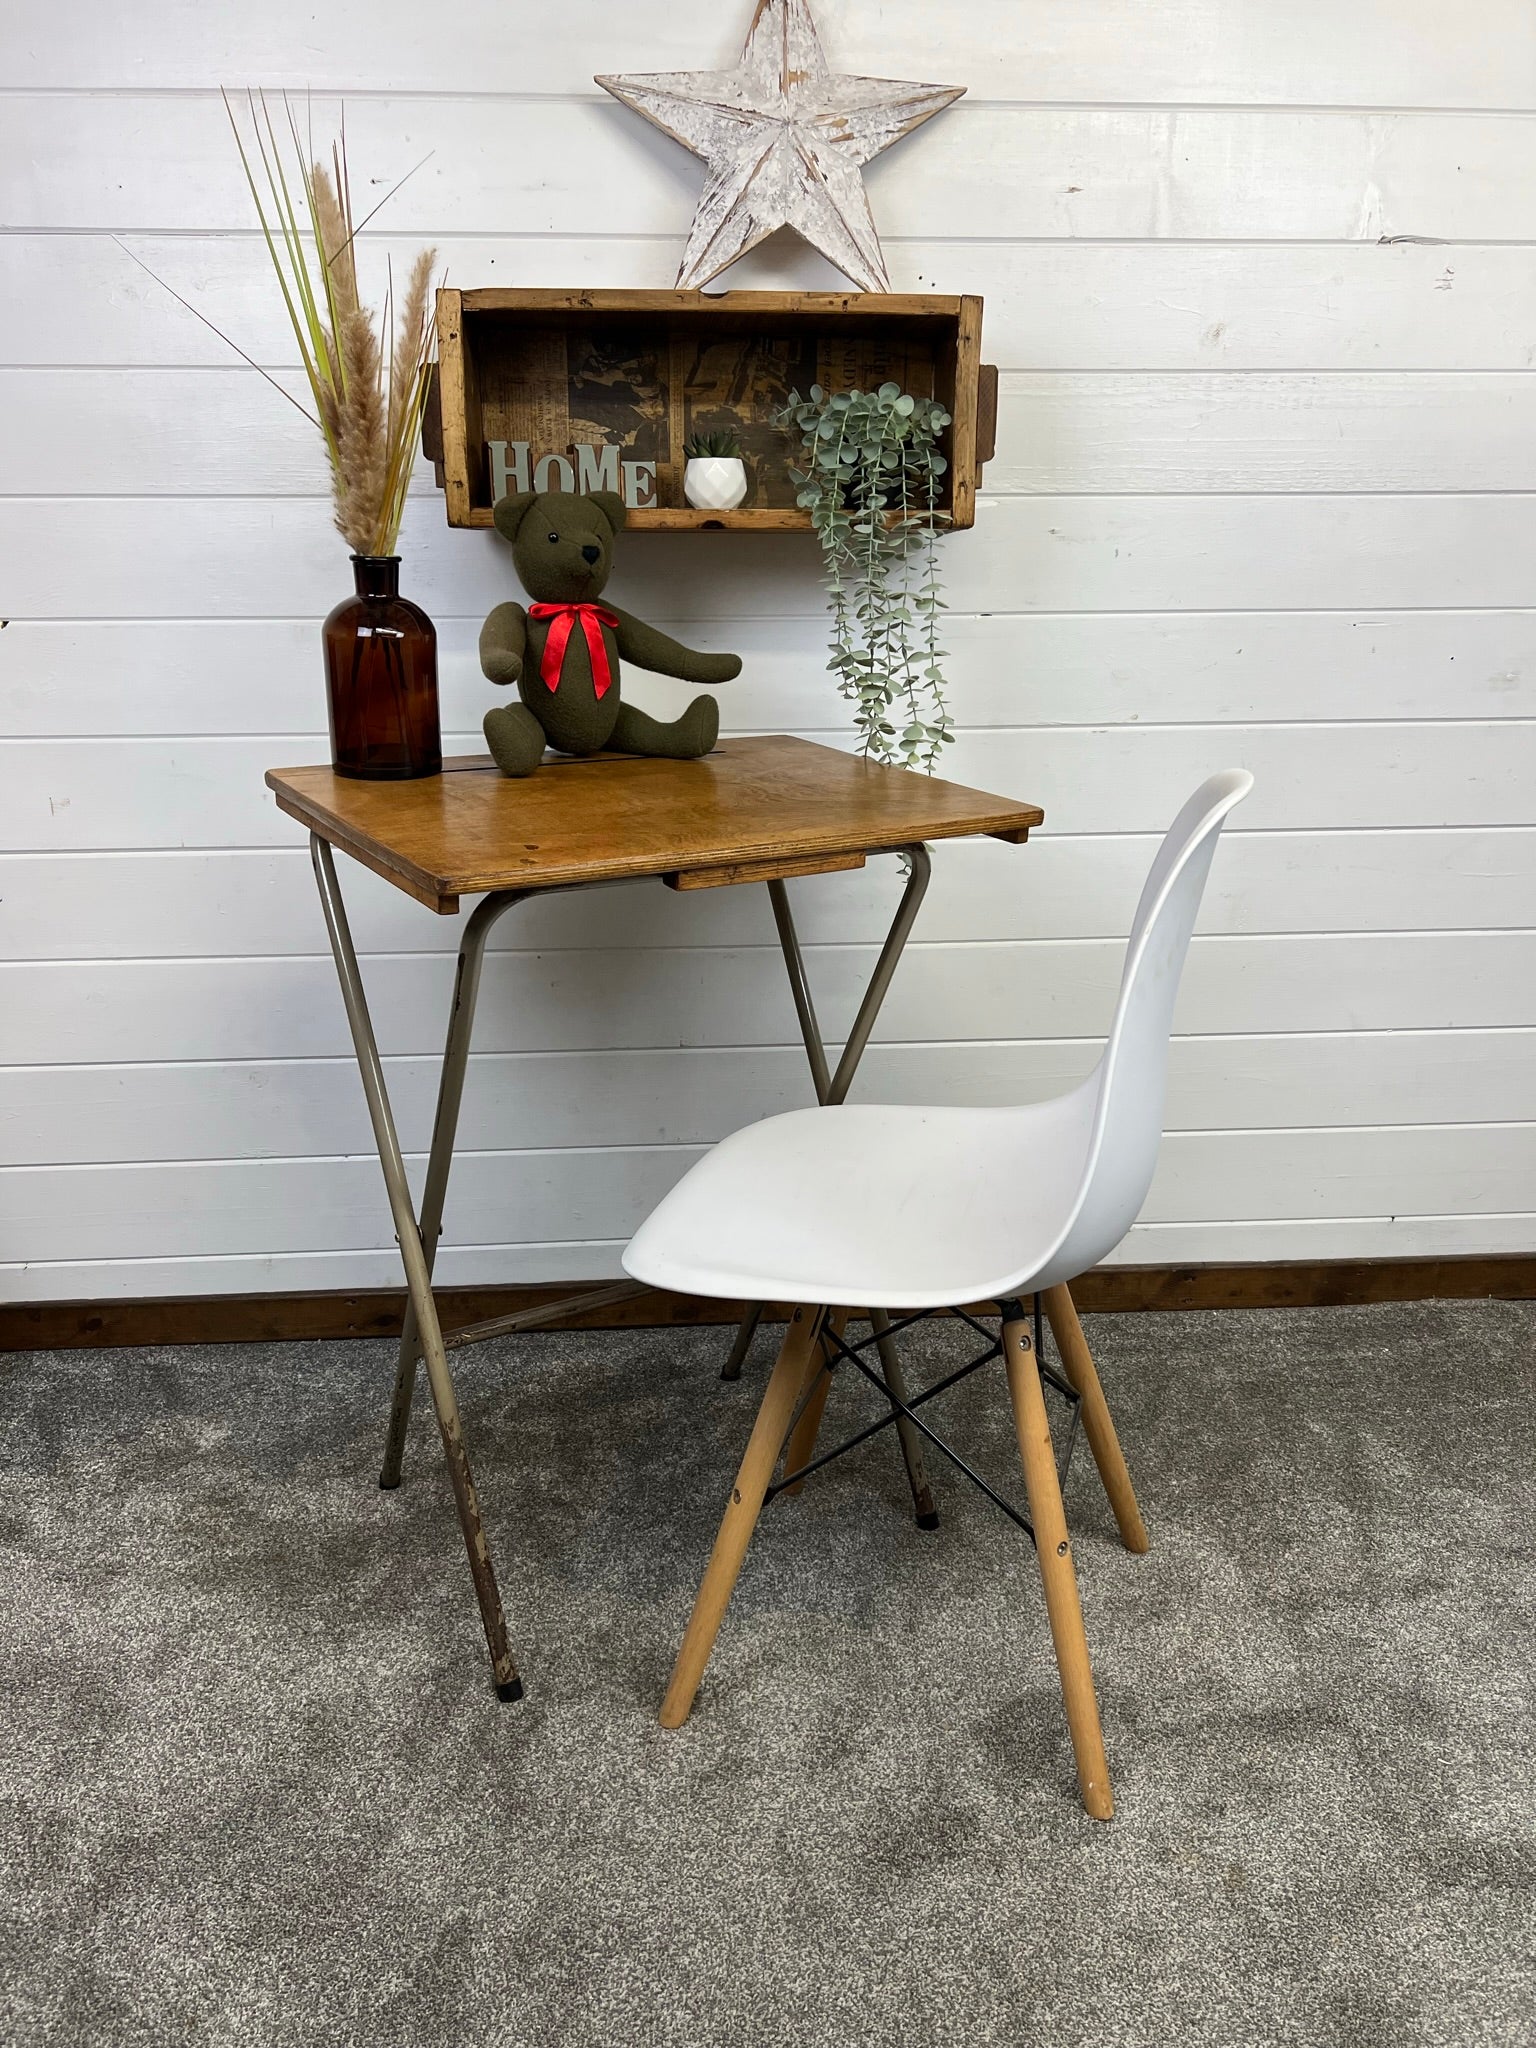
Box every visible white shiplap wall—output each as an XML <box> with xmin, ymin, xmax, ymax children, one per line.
<box><xmin>2</xmin><ymin>0</ymin><xmax>1534</xmax><ymax>1302</ymax></box>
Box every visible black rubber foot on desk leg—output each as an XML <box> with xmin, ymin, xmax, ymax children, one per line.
<box><xmin>496</xmin><ymin>1677</ymin><xmax>525</xmax><ymax>1704</ymax></box>
<box><xmin>378</xmin><ymin>1476</ymin><xmax>401</xmax><ymax>1491</ymax></box>
<box><xmin>916</xmin><ymin>1510</ymin><xmax>941</xmax><ymax>1532</ymax></box>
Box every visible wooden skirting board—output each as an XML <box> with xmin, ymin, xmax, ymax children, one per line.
<box><xmin>3</xmin><ymin>1257</ymin><xmax>1532</xmax><ymax>1353</ymax></box>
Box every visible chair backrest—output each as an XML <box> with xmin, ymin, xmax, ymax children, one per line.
<box><xmin>1040</xmin><ymin>771</ymin><xmax>1253</xmax><ymax>1287</ymax></box>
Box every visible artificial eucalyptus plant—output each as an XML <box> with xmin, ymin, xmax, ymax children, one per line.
<box><xmin>777</xmin><ymin>381</ymin><xmax>953</xmax><ymax>771</ymax></box>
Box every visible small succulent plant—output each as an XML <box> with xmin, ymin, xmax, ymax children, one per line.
<box><xmin>684</xmin><ymin>429</ymin><xmax>743</xmax><ymax>459</ymax></box>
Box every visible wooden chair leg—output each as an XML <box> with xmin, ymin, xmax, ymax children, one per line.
<box><xmin>1042</xmin><ymin>1283</ymin><xmax>1150</xmax><ymax>1554</ymax></box>
<box><xmin>1003</xmin><ymin>1315</ymin><xmax>1114</xmax><ymax>1820</ymax></box>
<box><xmin>780</xmin><ymin>1311</ymin><xmax>938</xmax><ymax>1527</ymax></box>
<box><xmin>660</xmin><ymin>1305</ymin><xmax>827</xmax><ymax>1729</ymax></box>
<box><xmin>779</xmin><ymin>1314</ymin><xmax>841</xmax><ymax>1496</ymax></box>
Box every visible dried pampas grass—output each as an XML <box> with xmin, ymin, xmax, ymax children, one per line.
<box><xmin>131</xmin><ymin>92</ymin><xmax>440</xmax><ymax>559</ymax></box>
<box><xmin>232</xmin><ymin>96</ymin><xmax>440</xmax><ymax>558</ymax></box>
<box><xmin>334</xmin><ymin>304</ymin><xmax>388</xmax><ymax>554</ymax></box>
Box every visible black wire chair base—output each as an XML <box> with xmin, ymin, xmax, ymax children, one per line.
<box><xmin>762</xmin><ymin>1296</ymin><xmax>1082</xmax><ymax>1546</ymax></box>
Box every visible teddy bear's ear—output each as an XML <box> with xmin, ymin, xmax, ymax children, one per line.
<box><xmin>585</xmin><ymin>490</ymin><xmax>627</xmax><ymax>535</ymax></box>
<box><xmin>492</xmin><ymin>491</ymin><xmax>539</xmax><ymax>543</ymax></box>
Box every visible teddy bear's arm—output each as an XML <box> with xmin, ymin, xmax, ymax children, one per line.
<box><xmin>479</xmin><ymin>601</ymin><xmax>529</xmax><ymax>687</ymax></box>
<box><xmin>609</xmin><ymin>607</ymin><xmax>742</xmax><ymax>687</ymax></box>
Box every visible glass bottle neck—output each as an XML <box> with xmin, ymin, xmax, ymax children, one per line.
<box><xmin>352</xmin><ymin>555</ymin><xmax>401</xmax><ymax>600</ymax></box>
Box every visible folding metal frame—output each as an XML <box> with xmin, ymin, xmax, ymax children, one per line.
<box><xmin>309</xmin><ymin>833</ymin><xmax>937</xmax><ymax>1698</ymax></box>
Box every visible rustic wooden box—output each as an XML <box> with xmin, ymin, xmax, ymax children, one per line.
<box><xmin>428</xmin><ymin>288</ymin><xmax>994</xmax><ymax>532</ymax></box>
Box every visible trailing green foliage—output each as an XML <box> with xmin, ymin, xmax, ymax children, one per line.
<box><xmin>684</xmin><ymin>429</ymin><xmax>743</xmax><ymax>459</ymax></box>
<box><xmin>777</xmin><ymin>381</ymin><xmax>952</xmax><ymax>772</ymax></box>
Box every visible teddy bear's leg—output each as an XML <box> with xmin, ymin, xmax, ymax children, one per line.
<box><xmin>484</xmin><ymin>702</ymin><xmax>548</xmax><ymax>778</ymax></box>
<box><xmin>608</xmin><ymin>696</ymin><xmax>719</xmax><ymax>762</ymax></box>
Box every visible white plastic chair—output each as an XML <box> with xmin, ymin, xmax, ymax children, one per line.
<box><xmin>625</xmin><ymin>770</ymin><xmax>1253</xmax><ymax>1815</ymax></box>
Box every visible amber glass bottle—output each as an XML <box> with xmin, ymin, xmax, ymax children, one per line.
<box><xmin>322</xmin><ymin>556</ymin><xmax>442</xmax><ymax>779</ymax></box>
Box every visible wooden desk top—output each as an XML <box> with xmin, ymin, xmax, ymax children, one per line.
<box><xmin>266</xmin><ymin>736</ymin><xmax>1044</xmax><ymax>913</ymax></box>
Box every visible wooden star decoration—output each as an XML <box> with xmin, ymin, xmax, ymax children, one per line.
<box><xmin>596</xmin><ymin>0</ymin><xmax>964</xmax><ymax>293</ymax></box>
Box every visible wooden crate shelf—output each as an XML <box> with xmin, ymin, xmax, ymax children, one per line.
<box><xmin>426</xmin><ymin>288</ymin><xmax>994</xmax><ymax>533</ymax></box>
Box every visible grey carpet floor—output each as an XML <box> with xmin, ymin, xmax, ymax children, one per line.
<box><xmin>2</xmin><ymin>1301</ymin><xmax>1533</xmax><ymax>2048</ymax></box>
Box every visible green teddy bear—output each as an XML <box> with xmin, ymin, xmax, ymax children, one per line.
<box><xmin>479</xmin><ymin>488</ymin><xmax>743</xmax><ymax>777</ymax></box>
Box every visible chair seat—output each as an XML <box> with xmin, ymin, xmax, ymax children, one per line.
<box><xmin>623</xmin><ymin>1083</ymin><xmax>1097</xmax><ymax>1310</ymax></box>
<box><xmin>637</xmin><ymin>770</ymin><xmax>1254</xmax><ymax>1814</ymax></box>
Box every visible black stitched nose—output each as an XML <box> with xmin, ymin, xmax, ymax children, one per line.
<box><xmin>581</xmin><ymin>544</ymin><xmax>601</xmax><ymax>564</ymax></box>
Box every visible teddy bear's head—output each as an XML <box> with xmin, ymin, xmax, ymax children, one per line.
<box><xmin>492</xmin><ymin>488</ymin><xmax>626</xmax><ymax>604</ymax></box>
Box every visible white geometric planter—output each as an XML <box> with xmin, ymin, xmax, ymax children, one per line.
<box><xmin>683</xmin><ymin>456</ymin><xmax>749</xmax><ymax>511</ymax></box>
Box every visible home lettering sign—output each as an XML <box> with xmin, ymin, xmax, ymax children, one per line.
<box><xmin>487</xmin><ymin>440</ymin><xmax>659</xmax><ymax>511</ymax></box>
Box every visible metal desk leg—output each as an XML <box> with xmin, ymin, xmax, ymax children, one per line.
<box><xmin>311</xmin><ymin>835</ymin><xmax>523</xmax><ymax>1702</ymax></box>
<box><xmin>719</xmin><ymin>1301</ymin><xmax>766</xmax><ymax>1380</ymax></box>
<box><xmin>721</xmin><ymin>845</ymin><xmax>930</xmax><ymax>1379</ymax></box>
<box><xmin>724</xmin><ymin>846</ymin><xmax>938</xmax><ymax>1528</ymax></box>
<box><xmin>379</xmin><ymin>884</ymin><xmax>530</xmax><ymax>1490</ymax></box>
<box><xmin>868</xmin><ymin>1307</ymin><xmax>940</xmax><ymax>1529</ymax></box>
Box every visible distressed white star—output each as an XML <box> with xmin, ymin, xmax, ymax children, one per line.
<box><xmin>596</xmin><ymin>0</ymin><xmax>964</xmax><ymax>292</ymax></box>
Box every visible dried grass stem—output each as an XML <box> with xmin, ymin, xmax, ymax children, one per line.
<box><xmin>225</xmin><ymin>90</ymin><xmax>438</xmax><ymax>558</ymax></box>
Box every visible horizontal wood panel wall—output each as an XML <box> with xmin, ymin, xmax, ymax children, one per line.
<box><xmin>1</xmin><ymin>1</ymin><xmax>1533</xmax><ymax>1308</ymax></box>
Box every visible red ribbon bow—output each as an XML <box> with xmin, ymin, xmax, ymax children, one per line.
<box><xmin>527</xmin><ymin>602</ymin><xmax>620</xmax><ymax>700</ymax></box>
